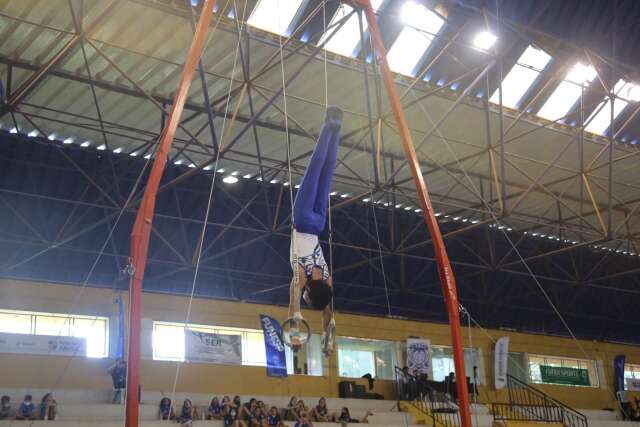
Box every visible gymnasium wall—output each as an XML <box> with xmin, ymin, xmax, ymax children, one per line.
<box><xmin>1</xmin><ymin>278</ymin><xmax>638</xmax><ymax>410</ymax></box>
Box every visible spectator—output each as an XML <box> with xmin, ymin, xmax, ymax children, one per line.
<box><xmin>294</xmin><ymin>410</ymin><xmax>314</xmax><ymax>427</ymax></box>
<box><xmin>207</xmin><ymin>396</ymin><xmax>223</xmax><ymax>420</ymax></box>
<box><xmin>292</xmin><ymin>400</ymin><xmax>308</xmax><ymax>421</ymax></box>
<box><xmin>311</xmin><ymin>397</ymin><xmax>335</xmax><ymax>422</ymax></box>
<box><xmin>16</xmin><ymin>395</ymin><xmax>37</xmax><ymax>420</ymax></box>
<box><xmin>223</xmin><ymin>403</ymin><xmax>245</xmax><ymax>427</ymax></box>
<box><xmin>242</xmin><ymin>398</ymin><xmax>260</xmax><ymax>426</ymax></box>
<box><xmin>177</xmin><ymin>399</ymin><xmax>199</xmax><ymax>426</ymax></box>
<box><xmin>233</xmin><ymin>395</ymin><xmax>242</xmax><ymax>409</ymax></box>
<box><xmin>39</xmin><ymin>393</ymin><xmax>57</xmax><ymax>420</ymax></box>
<box><xmin>0</xmin><ymin>396</ymin><xmax>15</xmax><ymax>420</ymax></box>
<box><xmin>338</xmin><ymin>407</ymin><xmax>372</xmax><ymax>424</ymax></box>
<box><xmin>108</xmin><ymin>359</ymin><xmax>127</xmax><ymax>404</ymax></box>
<box><xmin>267</xmin><ymin>406</ymin><xmax>285</xmax><ymax>427</ymax></box>
<box><xmin>285</xmin><ymin>396</ymin><xmax>298</xmax><ymax>421</ymax></box>
<box><xmin>159</xmin><ymin>397</ymin><xmax>175</xmax><ymax>420</ymax></box>
<box><xmin>221</xmin><ymin>396</ymin><xmax>233</xmax><ymax>411</ymax></box>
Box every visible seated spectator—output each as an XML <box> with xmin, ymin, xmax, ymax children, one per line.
<box><xmin>233</xmin><ymin>395</ymin><xmax>242</xmax><ymax>409</ymax></box>
<box><xmin>39</xmin><ymin>393</ymin><xmax>57</xmax><ymax>420</ymax></box>
<box><xmin>221</xmin><ymin>396</ymin><xmax>233</xmax><ymax>411</ymax></box>
<box><xmin>267</xmin><ymin>406</ymin><xmax>285</xmax><ymax>427</ymax></box>
<box><xmin>15</xmin><ymin>395</ymin><xmax>37</xmax><ymax>420</ymax></box>
<box><xmin>0</xmin><ymin>396</ymin><xmax>15</xmax><ymax>420</ymax></box>
<box><xmin>242</xmin><ymin>398</ymin><xmax>259</xmax><ymax>425</ymax></box>
<box><xmin>292</xmin><ymin>400</ymin><xmax>308</xmax><ymax>421</ymax></box>
<box><xmin>294</xmin><ymin>410</ymin><xmax>314</xmax><ymax>427</ymax></box>
<box><xmin>159</xmin><ymin>397</ymin><xmax>175</xmax><ymax>420</ymax></box>
<box><xmin>223</xmin><ymin>403</ymin><xmax>246</xmax><ymax>427</ymax></box>
<box><xmin>176</xmin><ymin>399</ymin><xmax>199</xmax><ymax>425</ymax></box>
<box><xmin>285</xmin><ymin>396</ymin><xmax>298</xmax><ymax>421</ymax></box>
<box><xmin>338</xmin><ymin>407</ymin><xmax>372</xmax><ymax>424</ymax></box>
<box><xmin>207</xmin><ymin>396</ymin><xmax>223</xmax><ymax>420</ymax></box>
<box><xmin>311</xmin><ymin>397</ymin><xmax>335</xmax><ymax>422</ymax></box>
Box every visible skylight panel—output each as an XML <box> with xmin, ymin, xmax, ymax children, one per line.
<box><xmin>490</xmin><ymin>45</ymin><xmax>551</xmax><ymax>108</ymax></box>
<box><xmin>585</xmin><ymin>79</ymin><xmax>640</xmax><ymax>135</ymax></box>
<box><xmin>247</xmin><ymin>0</ymin><xmax>304</xmax><ymax>36</ymax></box>
<box><xmin>537</xmin><ymin>62</ymin><xmax>597</xmax><ymax>122</ymax></box>
<box><xmin>318</xmin><ymin>0</ymin><xmax>385</xmax><ymax>57</ymax></box>
<box><xmin>387</xmin><ymin>2</ymin><xmax>445</xmax><ymax>76</ymax></box>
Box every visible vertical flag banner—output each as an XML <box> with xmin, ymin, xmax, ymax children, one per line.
<box><xmin>614</xmin><ymin>355</ymin><xmax>626</xmax><ymax>395</ymax></box>
<box><xmin>494</xmin><ymin>336</ymin><xmax>509</xmax><ymax>389</ymax></box>
<box><xmin>115</xmin><ymin>295</ymin><xmax>125</xmax><ymax>360</ymax></box>
<box><xmin>260</xmin><ymin>315</ymin><xmax>287</xmax><ymax>377</ymax></box>
<box><xmin>407</xmin><ymin>338</ymin><xmax>432</xmax><ymax>376</ymax></box>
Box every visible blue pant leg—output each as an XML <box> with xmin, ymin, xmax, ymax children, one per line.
<box><xmin>312</xmin><ymin>128</ymin><xmax>340</xmax><ymax>216</ymax></box>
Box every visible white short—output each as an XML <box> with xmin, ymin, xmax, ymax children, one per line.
<box><xmin>290</xmin><ymin>231</ymin><xmax>329</xmax><ymax>280</ymax></box>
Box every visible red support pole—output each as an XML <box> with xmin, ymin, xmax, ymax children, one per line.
<box><xmin>125</xmin><ymin>2</ymin><xmax>216</xmax><ymax>427</ymax></box>
<box><xmin>356</xmin><ymin>2</ymin><xmax>472</xmax><ymax>427</ymax></box>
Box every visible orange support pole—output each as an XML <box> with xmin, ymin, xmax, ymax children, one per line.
<box><xmin>356</xmin><ymin>2</ymin><xmax>472</xmax><ymax>427</ymax></box>
<box><xmin>125</xmin><ymin>2</ymin><xmax>216</xmax><ymax>427</ymax></box>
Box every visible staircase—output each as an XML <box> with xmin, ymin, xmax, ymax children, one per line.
<box><xmin>492</xmin><ymin>375</ymin><xmax>588</xmax><ymax>427</ymax></box>
<box><xmin>395</xmin><ymin>367</ymin><xmax>460</xmax><ymax>427</ymax></box>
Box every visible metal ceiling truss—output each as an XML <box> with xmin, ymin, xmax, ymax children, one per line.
<box><xmin>0</xmin><ymin>0</ymin><xmax>639</xmax><ymax>341</ymax></box>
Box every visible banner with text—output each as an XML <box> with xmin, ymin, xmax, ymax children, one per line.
<box><xmin>185</xmin><ymin>329</ymin><xmax>241</xmax><ymax>365</ymax></box>
<box><xmin>260</xmin><ymin>314</ymin><xmax>287</xmax><ymax>377</ymax></box>
<box><xmin>0</xmin><ymin>332</ymin><xmax>86</xmax><ymax>357</ymax></box>
<box><xmin>626</xmin><ymin>378</ymin><xmax>640</xmax><ymax>391</ymax></box>
<box><xmin>494</xmin><ymin>336</ymin><xmax>509</xmax><ymax>389</ymax></box>
<box><xmin>540</xmin><ymin>365</ymin><xmax>590</xmax><ymax>386</ymax></box>
<box><xmin>407</xmin><ymin>338</ymin><xmax>432</xmax><ymax>376</ymax></box>
<box><xmin>614</xmin><ymin>355</ymin><xmax>626</xmax><ymax>394</ymax></box>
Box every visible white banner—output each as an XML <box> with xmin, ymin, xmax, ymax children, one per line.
<box><xmin>185</xmin><ymin>329</ymin><xmax>241</xmax><ymax>365</ymax></box>
<box><xmin>494</xmin><ymin>336</ymin><xmax>509</xmax><ymax>389</ymax></box>
<box><xmin>626</xmin><ymin>378</ymin><xmax>640</xmax><ymax>391</ymax></box>
<box><xmin>0</xmin><ymin>332</ymin><xmax>86</xmax><ymax>357</ymax></box>
<box><xmin>407</xmin><ymin>338</ymin><xmax>432</xmax><ymax>376</ymax></box>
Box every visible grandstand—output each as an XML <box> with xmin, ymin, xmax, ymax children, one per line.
<box><xmin>1</xmin><ymin>1</ymin><xmax>640</xmax><ymax>427</ymax></box>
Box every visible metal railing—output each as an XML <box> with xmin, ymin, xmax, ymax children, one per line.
<box><xmin>395</xmin><ymin>367</ymin><xmax>460</xmax><ymax>427</ymax></box>
<box><xmin>492</xmin><ymin>374</ymin><xmax>588</xmax><ymax>427</ymax></box>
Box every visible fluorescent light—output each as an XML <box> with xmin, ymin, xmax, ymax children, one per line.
<box><xmin>404</xmin><ymin>206</ymin><xmax>412</xmax><ymax>211</ymax></box>
<box><xmin>9</xmin><ymin>127</ymin><xmax>17</xmax><ymax>134</ymax></box>
<box><xmin>130</xmin><ymin>151</ymin><xmax>138</xmax><ymax>157</ymax></box>
<box><xmin>414</xmin><ymin>208</ymin><xmax>422</xmax><ymax>213</ymax></box>
<box><xmin>363</xmin><ymin>198</ymin><xmax>371</xmax><ymax>202</ymax></box>
<box><xmin>294</xmin><ymin>184</ymin><xmax>300</xmax><ymax>189</ymax></box>
<box><xmin>217</xmin><ymin>168</ymin><xmax>225</xmax><ymax>173</ymax></box>
<box><xmin>340</xmin><ymin>193</ymin><xmax>349</xmax><ymax>198</ymax></box>
<box><xmin>387</xmin><ymin>2</ymin><xmax>444</xmax><ymax>76</ymax></box>
<box><xmin>27</xmin><ymin>130</ymin><xmax>38</xmax><ymax>137</ymax></box>
<box><xmin>330</xmin><ymin>191</ymin><xmax>338</xmax><ymax>196</ymax></box>
<box><xmin>97</xmin><ymin>144</ymin><xmax>106</xmax><ymax>151</ymax></box>
<box><xmin>243</xmin><ymin>174</ymin><xmax>252</xmax><ymax>179</ymax></box>
<box><xmin>223</xmin><ymin>175</ymin><xmax>239</xmax><ymax>184</ymax></box>
<box><xmin>270</xmin><ymin>179</ymin><xmax>278</xmax><ymax>184</ymax></box>
<box><xmin>63</xmin><ymin>137</ymin><xmax>74</xmax><ymax>144</ymax></box>
<box><xmin>80</xmin><ymin>141</ymin><xmax>91</xmax><ymax>147</ymax></box>
<box><xmin>48</xmin><ymin>133</ymin><xmax>56</xmax><ymax>141</ymax></box>
<box><xmin>174</xmin><ymin>159</ymin><xmax>183</xmax><ymax>165</ymax></box>
<box><xmin>144</xmin><ymin>154</ymin><xmax>151</xmax><ymax>159</ymax></box>
<box><xmin>231</xmin><ymin>171</ymin><xmax>239</xmax><ymax>176</ymax></box>
<box><xmin>395</xmin><ymin>204</ymin><xmax>402</xmax><ymax>208</ymax></box>
<box><xmin>247</xmin><ymin>0</ymin><xmax>304</xmax><ymax>36</ymax></box>
<box><xmin>585</xmin><ymin>79</ymin><xmax>637</xmax><ymax>135</ymax></box>
<box><xmin>490</xmin><ymin>45</ymin><xmax>551</xmax><ymax>108</ymax></box>
<box><xmin>203</xmin><ymin>165</ymin><xmax>212</xmax><ymax>171</ymax></box>
<box><xmin>318</xmin><ymin>0</ymin><xmax>384</xmax><ymax>57</ymax></box>
<box><xmin>538</xmin><ymin>63</ymin><xmax>596</xmax><ymax>122</ymax></box>
<box><xmin>283</xmin><ymin>182</ymin><xmax>290</xmax><ymax>186</ymax></box>
<box><xmin>113</xmin><ymin>147</ymin><xmax>123</xmax><ymax>154</ymax></box>
<box><xmin>189</xmin><ymin>163</ymin><xmax>196</xmax><ymax>168</ymax></box>
<box><xmin>473</xmin><ymin>31</ymin><xmax>496</xmax><ymax>50</ymax></box>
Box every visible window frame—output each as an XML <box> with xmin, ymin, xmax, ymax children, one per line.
<box><xmin>336</xmin><ymin>336</ymin><xmax>398</xmax><ymax>380</ymax></box>
<box><xmin>0</xmin><ymin>308</ymin><xmax>109</xmax><ymax>358</ymax></box>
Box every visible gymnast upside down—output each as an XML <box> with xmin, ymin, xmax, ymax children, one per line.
<box><xmin>288</xmin><ymin>106</ymin><xmax>342</xmax><ymax>357</ymax></box>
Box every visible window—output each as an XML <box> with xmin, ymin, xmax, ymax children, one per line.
<box><xmin>625</xmin><ymin>363</ymin><xmax>640</xmax><ymax>390</ymax></box>
<box><xmin>585</xmin><ymin>79</ymin><xmax>640</xmax><ymax>135</ymax></box>
<box><xmin>318</xmin><ymin>0</ymin><xmax>385</xmax><ymax>57</ymax></box>
<box><xmin>431</xmin><ymin>346</ymin><xmax>481</xmax><ymax>383</ymax></box>
<box><xmin>152</xmin><ymin>321</ymin><xmax>322</xmax><ymax>375</ymax></box>
<box><xmin>537</xmin><ymin>62</ymin><xmax>597</xmax><ymax>122</ymax></box>
<box><xmin>387</xmin><ymin>2</ymin><xmax>445</xmax><ymax>76</ymax></box>
<box><xmin>528</xmin><ymin>354</ymin><xmax>599</xmax><ymax>387</ymax></box>
<box><xmin>337</xmin><ymin>337</ymin><xmax>397</xmax><ymax>380</ymax></box>
<box><xmin>507</xmin><ymin>352</ymin><xmax>528</xmax><ymax>383</ymax></box>
<box><xmin>490</xmin><ymin>45</ymin><xmax>552</xmax><ymax>108</ymax></box>
<box><xmin>0</xmin><ymin>309</ymin><xmax>108</xmax><ymax>358</ymax></box>
<box><xmin>247</xmin><ymin>0</ymin><xmax>304</xmax><ymax>36</ymax></box>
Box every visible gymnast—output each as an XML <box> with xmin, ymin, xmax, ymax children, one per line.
<box><xmin>287</xmin><ymin>106</ymin><xmax>342</xmax><ymax>357</ymax></box>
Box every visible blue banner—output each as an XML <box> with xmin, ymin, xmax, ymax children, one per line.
<box><xmin>115</xmin><ymin>296</ymin><xmax>125</xmax><ymax>360</ymax></box>
<box><xmin>260</xmin><ymin>315</ymin><xmax>287</xmax><ymax>377</ymax></box>
<box><xmin>614</xmin><ymin>355</ymin><xmax>626</xmax><ymax>395</ymax></box>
